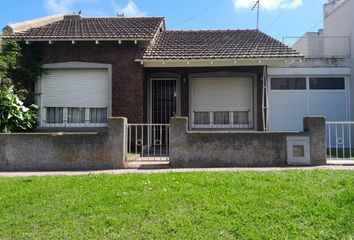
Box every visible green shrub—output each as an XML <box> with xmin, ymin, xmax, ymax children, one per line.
<box><xmin>0</xmin><ymin>40</ymin><xmax>42</xmax><ymax>132</ymax></box>
<box><xmin>0</xmin><ymin>81</ymin><xmax>38</xmax><ymax>133</ymax></box>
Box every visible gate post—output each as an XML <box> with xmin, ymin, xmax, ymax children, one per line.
<box><xmin>107</xmin><ymin>117</ymin><xmax>127</xmax><ymax>169</ymax></box>
<box><xmin>304</xmin><ymin>116</ymin><xmax>326</xmax><ymax>166</ymax></box>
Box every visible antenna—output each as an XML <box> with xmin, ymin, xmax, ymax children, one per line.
<box><xmin>251</xmin><ymin>0</ymin><xmax>260</xmax><ymax>30</ymax></box>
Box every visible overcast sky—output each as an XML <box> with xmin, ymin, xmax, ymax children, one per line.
<box><xmin>1</xmin><ymin>0</ymin><xmax>326</xmax><ymax>41</ymax></box>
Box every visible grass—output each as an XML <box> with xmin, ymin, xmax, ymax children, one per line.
<box><xmin>0</xmin><ymin>171</ymin><xmax>353</xmax><ymax>239</ymax></box>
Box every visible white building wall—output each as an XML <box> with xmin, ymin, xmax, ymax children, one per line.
<box><xmin>323</xmin><ymin>0</ymin><xmax>354</xmax><ymax>120</ymax></box>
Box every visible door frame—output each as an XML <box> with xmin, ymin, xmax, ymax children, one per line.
<box><xmin>148</xmin><ymin>77</ymin><xmax>181</xmax><ymax>124</ymax></box>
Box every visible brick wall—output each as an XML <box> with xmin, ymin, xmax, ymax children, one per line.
<box><xmin>37</xmin><ymin>41</ymin><xmax>144</xmax><ymax>123</ymax></box>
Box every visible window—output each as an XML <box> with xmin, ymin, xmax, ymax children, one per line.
<box><xmin>46</xmin><ymin>107</ymin><xmax>63</xmax><ymax>124</ymax></box>
<box><xmin>44</xmin><ymin>107</ymin><xmax>107</xmax><ymax>127</ymax></box>
<box><xmin>67</xmin><ymin>108</ymin><xmax>85</xmax><ymax>124</ymax></box>
<box><xmin>309</xmin><ymin>77</ymin><xmax>345</xmax><ymax>90</ymax></box>
<box><xmin>271</xmin><ymin>78</ymin><xmax>306</xmax><ymax>90</ymax></box>
<box><xmin>194</xmin><ymin>112</ymin><xmax>210</xmax><ymax>125</ymax></box>
<box><xmin>191</xmin><ymin>77</ymin><xmax>253</xmax><ymax>129</ymax></box>
<box><xmin>214</xmin><ymin>112</ymin><xmax>229</xmax><ymax>125</ymax></box>
<box><xmin>90</xmin><ymin>108</ymin><xmax>108</xmax><ymax>123</ymax></box>
<box><xmin>233</xmin><ymin>111</ymin><xmax>249</xmax><ymax>124</ymax></box>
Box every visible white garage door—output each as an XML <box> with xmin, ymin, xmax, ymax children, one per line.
<box><xmin>40</xmin><ymin>68</ymin><xmax>109</xmax><ymax>127</ymax></box>
<box><xmin>268</xmin><ymin>77</ymin><xmax>348</xmax><ymax>131</ymax></box>
<box><xmin>191</xmin><ymin>77</ymin><xmax>254</xmax><ymax>129</ymax></box>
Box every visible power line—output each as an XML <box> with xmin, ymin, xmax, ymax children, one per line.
<box><xmin>170</xmin><ymin>0</ymin><xmax>224</xmax><ymax>28</ymax></box>
<box><xmin>265</xmin><ymin>4</ymin><xmax>291</xmax><ymax>32</ymax></box>
<box><xmin>306</xmin><ymin>19</ymin><xmax>324</xmax><ymax>33</ymax></box>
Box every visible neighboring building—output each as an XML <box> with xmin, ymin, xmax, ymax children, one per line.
<box><xmin>285</xmin><ymin>0</ymin><xmax>352</xmax><ymax>131</ymax></box>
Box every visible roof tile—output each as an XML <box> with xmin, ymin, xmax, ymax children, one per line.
<box><xmin>3</xmin><ymin>17</ymin><xmax>164</xmax><ymax>40</ymax></box>
<box><xmin>141</xmin><ymin>30</ymin><xmax>301</xmax><ymax>59</ymax></box>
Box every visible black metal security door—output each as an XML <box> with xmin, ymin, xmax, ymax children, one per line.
<box><xmin>151</xmin><ymin>79</ymin><xmax>177</xmax><ymax>124</ymax></box>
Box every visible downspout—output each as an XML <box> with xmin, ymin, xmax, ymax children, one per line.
<box><xmin>262</xmin><ymin>65</ymin><xmax>268</xmax><ymax>132</ymax></box>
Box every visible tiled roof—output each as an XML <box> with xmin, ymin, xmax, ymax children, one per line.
<box><xmin>3</xmin><ymin>17</ymin><xmax>164</xmax><ymax>40</ymax></box>
<box><xmin>141</xmin><ymin>30</ymin><xmax>301</xmax><ymax>60</ymax></box>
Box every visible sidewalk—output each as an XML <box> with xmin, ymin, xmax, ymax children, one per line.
<box><xmin>0</xmin><ymin>165</ymin><xmax>353</xmax><ymax>177</ymax></box>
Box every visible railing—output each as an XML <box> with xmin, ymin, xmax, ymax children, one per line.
<box><xmin>126</xmin><ymin>124</ymin><xmax>170</xmax><ymax>161</ymax></box>
<box><xmin>326</xmin><ymin>121</ymin><xmax>354</xmax><ymax>160</ymax></box>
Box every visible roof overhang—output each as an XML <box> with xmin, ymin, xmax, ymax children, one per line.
<box><xmin>136</xmin><ymin>57</ymin><xmax>302</xmax><ymax>68</ymax></box>
<box><xmin>1</xmin><ymin>37</ymin><xmax>153</xmax><ymax>44</ymax></box>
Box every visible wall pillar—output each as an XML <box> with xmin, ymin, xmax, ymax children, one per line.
<box><xmin>303</xmin><ymin>116</ymin><xmax>326</xmax><ymax>166</ymax></box>
<box><xmin>107</xmin><ymin>117</ymin><xmax>127</xmax><ymax>169</ymax></box>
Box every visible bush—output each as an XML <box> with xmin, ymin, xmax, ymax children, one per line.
<box><xmin>0</xmin><ymin>81</ymin><xmax>38</xmax><ymax>133</ymax></box>
<box><xmin>0</xmin><ymin>40</ymin><xmax>41</xmax><ymax>132</ymax></box>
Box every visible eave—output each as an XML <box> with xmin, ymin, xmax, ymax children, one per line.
<box><xmin>1</xmin><ymin>37</ymin><xmax>154</xmax><ymax>43</ymax></box>
<box><xmin>135</xmin><ymin>57</ymin><xmax>303</xmax><ymax>68</ymax></box>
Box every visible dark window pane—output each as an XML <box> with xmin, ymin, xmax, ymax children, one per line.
<box><xmin>271</xmin><ymin>78</ymin><xmax>306</xmax><ymax>90</ymax></box>
<box><xmin>309</xmin><ymin>77</ymin><xmax>345</xmax><ymax>90</ymax></box>
<box><xmin>214</xmin><ymin>112</ymin><xmax>229</xmax><ymax>125</ymax></box>
<box><xmin>67</xmin><ymin>108</ymin><xmax>85</xmax><ymax>123</ymax></box>
<box><xmin>233</xmin><ymin>111</ymin><xmax>249</xmax><ymax>124</ymax></box>
<box><xmin>90</xmin><ymin>108</ymin><xmax>107</xmax><ymax>123</ymax></box>
<box><xmin>46</xmin><ymin>107</ymin><xmax>63</xmax><ymax>123</ymax></box>
<box><xmin>194</xmin><ymin>112</ymin><xmax>210</xmax><ymax>125</ymax></box>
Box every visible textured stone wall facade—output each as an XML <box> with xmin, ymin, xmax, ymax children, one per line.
<box><xmin>0</xmin><ymin>118</ymin><xmax>127</xmax><ymax>171</ymax></box>
<box><xmin>169</xmin><ymin>117</ymin><xmax>326</xmax><ymax>168</ymax></box>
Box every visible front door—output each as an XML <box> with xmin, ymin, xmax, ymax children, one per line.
<box><xmin>150</xmin><ymin>78</ymin><xmax>178</xmax><ymax>124</ymax></box>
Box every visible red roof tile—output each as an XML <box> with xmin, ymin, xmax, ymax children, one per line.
<box><xmin>3</xmin><ymin>17</ymin><xmax>164</xmax><ymax>40</ymax></box>
<box><xmin>141</xmin><ymin>30</ymin><xmax>301</xmax><ymax>60</ymax></box>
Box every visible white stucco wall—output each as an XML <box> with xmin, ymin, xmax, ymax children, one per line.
<box><xmin>323</xmin><ymin>0</ymin><xmax>354</xmax><ymax>120</ymax></box>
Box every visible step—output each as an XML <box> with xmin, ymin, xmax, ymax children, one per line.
<box><xmin>125</xmin><ymin>161</ymin><xmax>170</xmax><ymax>170</ymax></box>
<box><xmin>327</xmin><ymin>160</ymin><xmax>354</xmax><ymax>166</ymax></box>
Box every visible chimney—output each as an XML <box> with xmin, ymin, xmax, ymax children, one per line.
<box><xmin>63</xmin><ymin>14</ymin><xmax>82</xmax><ymax>20</ymax></box>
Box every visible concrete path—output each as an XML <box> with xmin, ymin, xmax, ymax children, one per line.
<box><xmin>0</xmin><ymin>165</ymin><xmax>353</xmax><ymax>177</ymax></box>
<box><xmin>327</xmin><ymin>160</ymin><xmax>354</xmax><ymax>165</ymax></box>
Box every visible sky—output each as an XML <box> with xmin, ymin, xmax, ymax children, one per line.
<box><xmin>0</xmin><ymin>0</ymin><xmax>327</xmax><ymax>42</ymax></box>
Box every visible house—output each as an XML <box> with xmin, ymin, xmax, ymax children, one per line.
<box><xmin>1</xmin><ymin>10</ymin><xmax>349</xmax><ymax>133</ymax></box>
<box><xmin>0</xmin><ymin>14</ymin><xmax>336</xmax><ymax>169</ymax></box>
<box><xmin>1</xmin><ymin>14</ymin><xmax>301</xmax><ymax>132</ymax></box>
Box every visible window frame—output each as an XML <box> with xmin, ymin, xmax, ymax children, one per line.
<box><xmin>270</xmin><ymin>77</ymin><xmax>307</xmax><ymax>90</ymax></box>
<box><xmin>309</xmin><ymin>77</ymin><xmax>345</xmax><ymax>90</ymax></box>
<box><xmin>189</xmin><ymin>73</ymin><xmax>257</xmax><ymax>130</ymax></box>
<box><xmin>269</xmin><ymin>76</ymin><xmax>347</xmax><ymax>93</ymax></box>
<box><xmin>42</xmin><ymin>107</ymin><xmax>108</xmax><ymax>128</ymax></box>
<box><xmin>36</xmin><ymin>62</ymin><xmax>112</xmax><ymax>128</ymax></box>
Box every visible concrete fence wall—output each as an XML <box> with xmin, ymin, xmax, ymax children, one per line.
<box><xmin>169</xmin><ymin>117</ymin><xmax>326</xmax><ymax>168</ymax></box>
<box><xmin>0</xmin><ymin>118</ymin><xmax>127</xmax><ymax>171</ymax></box>
<box><xmin>0</xmin><ymin>116</ymin><xmax>326</xmax><ymax>171</ymax></box>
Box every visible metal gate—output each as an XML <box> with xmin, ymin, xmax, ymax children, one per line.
<box><xmin>126</xmin><ymin>124</ymin><xmax>170</xmax><ymax>161</ymax></box>
<box><xmin>326</xmin><ymin>121</ymin><xmax>354</xmax><ymax>160</ymax></box>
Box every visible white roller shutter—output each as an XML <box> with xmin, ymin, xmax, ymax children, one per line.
<box><xmin>192</xmin><ymin>77</ymin><xmax>253</xmax><ymax>112</ymax></box>
<box><xmin>41</xmin><ymin>69</ymin><xmax>109</xmax><ymax>108</ymax></box>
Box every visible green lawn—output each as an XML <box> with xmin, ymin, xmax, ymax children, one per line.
<box><xmin>0</xmin><ymin>171</ymin><xmax>353</xmax><ymax>239</ymax></box>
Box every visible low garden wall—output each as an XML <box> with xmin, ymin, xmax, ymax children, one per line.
<box><xmin>169</xmin><ymin>117</ymin><xmax>326</xmax><ymax>168</ymax></box>
<box><xmin>0</xmin><ymin>118</ymin><xmax>127</xmax><ymax>171</ymax></box>
<box><xmin>0</xmin><ymin>116</ymin><xmax>326</xmax><ymax>171</ymax></box>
